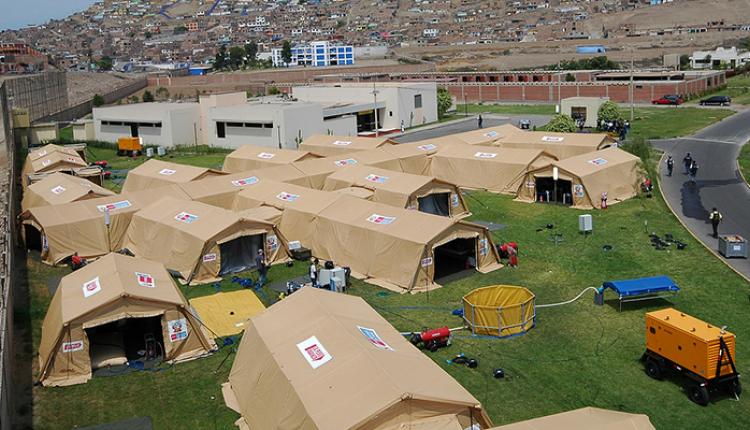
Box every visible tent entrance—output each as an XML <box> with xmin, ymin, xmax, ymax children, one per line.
<box><xmin>24</xmin><ymin>225</ymin><xmax>43</xmax><ymax>251</ymax></box>
<box><xmin>535</xmin><ymin>177</ymin><xmax>572</xmax><ymax>205</ymax></box>
<box><xmin>418</xmin><ymin>193</ymin><xmax>451</xmax><ymax>216</ymax></box>
<box><xmin>433</xmin><ymin>238</ymin><xmax>476</xmax><ymax>280</ymax></box>
<box><xmin>219</xmin><ymin>234</ymin><xmax>263</xmax><ymax>275</ymax></box>
<box><xmin>86</xmin><ymin>316</ymin><xmax>164</xmax><ymax>371</ymax></box>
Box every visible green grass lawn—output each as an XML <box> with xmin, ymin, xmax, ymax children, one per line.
<box><xmin>460</xmin><ymin>103</ymin><xmax>557</xmax><ymax>115</ymax></box>
<box><xmin>624</xmin><ymin>107</ymin><xmax>735</xmax><ymax>140</ymax></box>
<box><xmin>739</xmin><ymin>143</ymin><xmax>750</xmax><ymax>184</ymax></box>
<box><xmin>26</xmin><ymin>189</ymin><xmax>750</xmax><ymax>429</ymax></box>
<box><xmin>58</xmin><ymin>126</ymin><xmax>73</xmax><ymax>141</ymax></box>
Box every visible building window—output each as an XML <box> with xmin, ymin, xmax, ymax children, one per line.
<box><xmin>414</xmin><ymin>94</ymin><xmax>422</xmax><ymax>108</ymax></box>
<box><xmin>217</xmin><ymin>122</ymin><xmax>226</xmax><ymax>138</ymax></box>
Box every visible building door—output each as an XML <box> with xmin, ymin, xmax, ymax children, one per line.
<box><xmin>130</xmin><ymin>124</ymin><xmax>139</xmax><ymax>137</ymax></box>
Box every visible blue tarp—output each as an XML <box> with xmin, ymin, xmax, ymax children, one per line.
<box><xmin>602</xmin><ymin>275</ymin><xmax>680</xmax><ymax>297</ymax></box>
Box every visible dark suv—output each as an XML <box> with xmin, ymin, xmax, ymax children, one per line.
<box><xmin>700</xmin><ymin>95</ymin><xmax>732</xmax><ymax>106</ymax></box>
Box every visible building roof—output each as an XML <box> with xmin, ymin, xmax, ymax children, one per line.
<box><xmin>93</xmin><ymin>102</ymin><xmax>198</xmax><ymax>121</ymax></box>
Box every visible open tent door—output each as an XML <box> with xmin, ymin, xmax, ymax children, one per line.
<box><xmin>433</xmin><ymin>237</ymin><xmax>476</xmax><ymax>280</ymax></box>
<box><xmin>418</xmin><ymin>192</ymin><xmax>451</xmax><ymax>216</ymax></box>
<box><xmin>24</xmin><ymin>224</ymin><xmax>43</xmax><ymax>251</ymax></box>
<box><xmin>535</xmin><ymin>177</ymin><xmax>572</xmax><ymax>205</ymax></box>
<box><xmin>219</xmin><ymin>235</ymin><xmax>263</xmax><ymax>275</ymax></box>
<box><xmin>86</xmin><ymin>315</ymin><xmax>165</xmax><ymax>371</ymax></box>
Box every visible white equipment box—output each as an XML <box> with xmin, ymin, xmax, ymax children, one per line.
<box><xmin>579</xmin><ymin>214</ymin><xmax>593</xmax><ymax>233</ymax></box>
<box><xmin>319</xmin><ymin>268</ymin><xmax>346</xmax><ymax>292</ymax></box>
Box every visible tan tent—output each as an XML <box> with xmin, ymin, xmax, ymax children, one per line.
<box><xmin>489</xmin><ymin>407</ymin><xmax>655</xmax><ymax>430</ymax></box>
<box><xmin>430</xmin><ymin>144</ymin><xmax>557</xmax><ymax>194</ymax></box>
<box><xmin>222</xmin><ymin>145</ymin><xmax>318</xmax><ymax>173</ymax></box>
<box><xmin>177</xmin><ymin>172</ymin><xmax>278</xmax><ymax>210</ymax></box>
<box><xmin>446</xmin><ymin>124</ymin><xmax>520</xmax><ymax>146</ymax></box>
<box><xmin>322</xmin><ymin>165</ymin><xmax>469</xmax><ymax>217</ymax></box>
<box><xmin>376</xmin><ymin>142</ymin><xmax>447</xmax><ymax>175</ymax></box>
<box><xmin>290</xmin><ymin>156</ymin><xmax>361</xmax><ymax>189</ymax></box>
<box><xmin>515</xmin><ymin>147</ymin><xmax>640</xmax><ymax>209</ymax></box>
<box><xmin>21</xmin><ymin>172</ymin><xmax>115</xmax><ymax>211</ymax></box>
<box><xmin>124</xmin><ymin>196</ymin><xmax>289</xmax><ymax>284</ymax></box>
<box><xmin>21</xmin><ymin>186</ymin><xmax>191</xmax><ymax>265</ymax></box>
<box><xmin>250</xmin><ymin>164</ymin><xmax>312</xmax><ymax>187</ymax></box>
<box><xmin>22</xmin><ymin>150</ymin><xmax>89</xmax><ymax>187</ymax></box>
<box><xmin>233</xmin><ymin>179</ymin><xmax>345</xmax><ymax>249</ymax></box>
<box><xmin>223</xmin><ymin>287</ymin><xmax>493</xmax><ymax>430</ymax></box>
<box><xmin>282</xmin><ymin>195</ymin><xmax>501</xmax><ymax>292</ymax></box>
<box><xmin>27</xmin><ymin>143</ymin><xmax>82</xmax><ymax>161</ymax></box>
<box><xmin>299</xmin><ymin>134</ymin><xmax>396</xmax><ymax>157</ymax></box>
<box><xmin>494</xmin><ymin>130</ymin><xmax>614</xmax><ymax>160</ymax></box>
<box><xmin>38</xmin><ymin>253</ymin><xmax>216</xmax><ymax>387</ymax></box>
<box><xmin>121</xmin><ymin>159</ymin><xmax>226</xmax><ymax>193</ymax></box>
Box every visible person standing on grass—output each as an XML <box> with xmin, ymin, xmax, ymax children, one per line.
<box><xmin>709</xmin><ymin>207</ymin><xmax>723</xmax><ymax>238</ymax></box>
<box><xmin>478</xmin><ymin>114</ymin><xmax>483</xmax><ymax>129</ymax></box>
<box><xmin>255</xmin><ymin>249</ymin><xmax>267</xmax><ymax>288</ymax></box>
<box><xmin>666</xmin><ymin>155</ymin><xmax>674</xmax><ymax>177</ymax></box>
<box><xmin>309</xmin><ymin>258</ymin><xmax>319</xmax><ymax>288</ymax></box>
<box><xmin>507</xmin><ymin>244</ymin><xmax>518</xmax><ymax>268</ymax></box>
<box><xmin>689</xmin><ymin>161</ymin><xmax>699</xmax><ymax>183</ymax></box>
<box><xmin>683</xmin><ymin>152</ymin><xmax>693</xmax><ymax>174</ymax></box>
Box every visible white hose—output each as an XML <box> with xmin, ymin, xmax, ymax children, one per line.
<box><xmin>536</xmin><ymin>286</ymin><xmax>600</xmax><ymax>308</ymax></box>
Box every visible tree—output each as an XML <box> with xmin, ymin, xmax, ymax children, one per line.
<box><xmin>174</xmin><ymin>26</ymin><xmax>188</xmax><ymax>35</ymax></box>
<box><xmin>597</xmin><ymin>100</ymin><xmax>623</xmax><ymax>126</ymax></box>
<box><xmin>96</xmin><ymin>56</ymin><xmax>113</xmax><ymax>71</ymax></box>
<box><xmin>229</xmin><ymin>46</ymin><xmax>245</xmax><ymax>69</ymax></box>
<box><xmin>142</xmin><ymin>90</ymin><xmax>155</xmax><ymax>103</ymax></box>
<box><xmin>128</xmin><ymin>95</ymin><xmax>140</xmax><ymax>103</ymax></box>
<box><xmin>155</xmin><ymin>87</ymin><xmax>170</xmax><ymax>101</ymax></box>
<box><xmin>214</xmin><ymin>45</ymin><xmax>228</xmax><ymax>69</ymax></box>
<box><xmin>436</xmin><ymin>87</ymin><xmax>453</xmax><ymax>118</ymax></box>
<box><xmin>281</xmin><ymin>40</ymin><xmax>293</xmax><ymax>66</ymax></box>
<box><xmin>92</xmin><ymin>94</ymin><xmax>105</xmax><ymax>107</ymax></box>
<box><xmin>244</xmin><ymin>41</ymin><xmax>258</xmax><ymax>65</ymax></box>
<box><xmin>545</xmin><ymin>114</ymin><xmax>577</xmax><ymax>133</ymax></box>
<box><xmin>679</xmin><ymin>54</ymin><xmax>690</xmax><ymax>70</ymax></box>
<box><xmin>565</xmin><ymin>72</ymin><xmax>576</xmax><ymax>82</ymax></box>
<box><xmin>267</xmin><ymin>86</ymin><xmax>280</xmax><ymax>95</ymax></box>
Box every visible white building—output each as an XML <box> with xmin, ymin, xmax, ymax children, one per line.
<box><xmin>93</xmin><ymin>103</ymin><xmax>201</xmax><ymax>147</ymax></box>
<box><xmin>690</xmin><ymin>46</ymin><xmax>750</xmax><ymax>70</ymax></box>
<box><xmin>292</xmin><ymin>82</ymin><xmax>438</xmax><ymax>132</ymax></box>
<box><xmin>271</xmin><ymin>40</ymin><xmax>354</xmax><ymax>67</ymax></box>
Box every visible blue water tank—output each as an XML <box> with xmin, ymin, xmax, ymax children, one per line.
<box><xmin>576</xmin><ymin>45</ymin><xmax>606</xmax><ymax>54</ymax></box>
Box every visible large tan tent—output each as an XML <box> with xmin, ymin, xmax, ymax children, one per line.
<box><xmin>223</xmin><ymin>287</ymin><xmax>493</xmax><ymax>430</ymax></box>
<box><xmin>177</xmin><ymin>172</ymin><xmax>278</xmax><ymax>210</ymax></box>
<box><xmin>21</xmin><ymin>172</ymin><xmax>115</xmax><ymax>211</ymax></box>
<box><xmin>222</xmin><ymin>145</ymin><xmax>318</xmax><ymax>173</ymax></box>
<box><xmin>489</xmin><ymin>407</ymin><xmax>655</xmax><ymax>430</ymax></box>
<box><xmin>233</xmin><ymin>179</ymin><xmax>343</xmax><ymax>248</ymax></box>
<box><xmin>515</xmin><ymin>147</ymin><xmax>640</xmax><ymax>209</ymax></box>
<box><xmin>282</xmin><ymin>195</ymin><xmax>501</xmax><ymax>292</ymax></box>
<box><xmin>290</xmin><ymin>156</ymin><xmax>361</xmax><ymax>189</ymax></box>
<box><xmin>322</xmin><ymin>165</ymin><xmax>469</xmax><ymax>217</ymax></box>
<box><xmin>21</xmin><ymin>186</ymin><xmax>191</xmax><ymax>265</ymax></box>
<box><xmin>121</xmin><ymin>159</ymin><xmax>226</xmax><ymax>193</ymax></box>
<box><xmin>22</xmin><ymin>150</ymin><xmax>89</xmax><ymax>187</ymax></box>
<box><xmin>124</xmin><ymin>196</ymin><xmax>289</xmax><ymax>284</ymax></box>
<box><xmin>430</xmin><ymin>144</ymin><xmax>557</xmax><ymax>194</ymax></box>
<box><xmin>494</xmin><ymin>130</ymin><xmax>614</xmax><ymax>160</ymax></box>
<box><xmin>251</xmin><ymin>164</ymin><xmax>312</xmax><ymax>187</ymax></box>
<box><xmin>299</xmin><ymin>134</ymin><xmax>396</xmax><ymax>157</ymax></box>
<box><xmin>375</xmin><ymin>142</ymin><xmax>447</xmax><ymax>175</ymax></box>
<box><xmin>446</xmin><ymin>124</ymin><xmax>520</xmax><ymax>146</ymax></box>
<box><xmin>38</xmin><ymin>253</ymin><xmax>216</xmax><ymax>387</ymax></box>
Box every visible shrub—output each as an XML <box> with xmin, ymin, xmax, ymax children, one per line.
<box><xmin>597</xmin><ymin>100</ymin><xmax>622</xmax><ymax>126</ymax></box>
<box><xmin>437</xmin><ymin>87</ymin><xmax>453</xmax><ymax>118</ymax></box>
<box><xmin>545</xmin><ymin>114</ymin><xmax>577</xmax><ymax>133</ymax></box>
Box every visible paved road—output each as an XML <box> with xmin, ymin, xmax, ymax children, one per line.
<box><xmin>652</xmin><ymin>109</ymin><xmax>750</xmax><ymax>281</ymax></box>
<box><xmin>395</xmin><ymin>114</ymin><xmax>551</xmax><ymax>143</ymax></box>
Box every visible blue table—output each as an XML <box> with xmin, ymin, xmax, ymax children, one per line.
<box><xmin>602</xmin><ymin>275</ymin><xmax>680</xmax><ymax>311</ymax></box>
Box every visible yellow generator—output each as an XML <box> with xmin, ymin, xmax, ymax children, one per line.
<box><xmin>643</xmin><ymin>308</ymin><xmax>740</xmax><ymax>405</ymax></box>
<box><xmin>117</xmin><ymin>137</ymin><xmax>142</xmax><ymax>156</ymax></box>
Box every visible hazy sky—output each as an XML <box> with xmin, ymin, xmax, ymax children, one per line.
<box><xmin>1</xmin><ymin>0</ymin><xmax>97</xmax><ymax>31</ymax></box>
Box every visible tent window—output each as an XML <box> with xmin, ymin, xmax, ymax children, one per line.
<box><xmin>219</xmin><ymin>234</ymin><xmax>263</xmax><ymax>275</ymax></box>
<box><xmin>433</xmin><ymin>238</ymin><xmax>476</xmax><ymax>281</ymax></box>
<box><xmin>417</xmin><ymin>193</ymin><xmax>451</xmax><ymax>216</ymax></box>
<box><xmin>535</xmin><ymin>177</ymin><xmax>573</xmax><ymax>205</ymax></box>
<box><xmin>86</xmin><ymin>316</ymin><xmax>165</xmax><ymax>372</ymax></box>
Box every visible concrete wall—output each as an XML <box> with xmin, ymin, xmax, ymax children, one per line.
<box><xmin>323</xmin><ymin>115</ymin><xmax>357</xmax><ymax>136</ymax></box>
<box><xmin>72</xmin><ymin>120</ymin><xmax>95</xmax><ymax>141</ymax></box>
<box><xmin>198</xmin><ymin>92</ymin><xmax>246</xmax><ymax>145</ymax></box>
<box><xmin>280</xmin><ymin>104</ymin><xmax>326</xmax><ymax>149</ymax></box>
<box><xmin>38</xmin><ymin>78</ymin><xmax>147</xmax><ymax>124</ymax></box>
<box><xmin>170</xmin><ymin>106</ymin><xmax>201</xmax><ymax>147</ymax></box>
<box><xmin>94</xmin><ymin>104</ymin><xmax>201</xmax><ymax>147</ymax></box>
<box><xmin>561</xmin><ymin>97</ymin><xmax>608</xmax><ymax>128</ymax></box>
<box><xmin>29</xmin><ymin>123</ymin><xmax>59</xmax><ymax>146</ymax></box>
<box><xmin>3</xmin><ymin>72</ymin><xmax>68</xmax><ymax>122</ymax></box>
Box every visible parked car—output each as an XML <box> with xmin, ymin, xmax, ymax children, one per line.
<box><xmin>652</xmin><ymin>95</ymin><xmax>684</xmax><ymax>105</ymax></box>
<box><xmin>700</xmin><ymin>95</ymin><xmax>732</xmax><ymax>106</ymax></box>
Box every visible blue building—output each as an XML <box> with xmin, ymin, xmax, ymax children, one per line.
<box><xmin>272</xmin><ymin>41</ymin><xmax>354</xmax><ymax>67</ymax></box>
<box><xmin>576</xmin><ymin>45</ymin><xmax>606</xmax><ymax>54</ymax></box>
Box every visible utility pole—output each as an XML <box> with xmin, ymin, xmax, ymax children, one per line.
<box><xmin>630</xmin><ymin>47</ymin><xmax>635</xmax><ymax>122</ymax></box>
<box><xmin>372</xmin><ymin>81</ymin><xmax>380</xmax><ymax>137</ymax></box>
<box><xmin>557</xmin><ymin>59</ymin><xmax>562</xmax><ymax>113</ymax></box>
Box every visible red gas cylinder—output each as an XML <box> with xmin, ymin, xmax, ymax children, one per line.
<box><xmin>420</xmin><ymin>326</ymin><xmax>450</xmax><ymax>343</ymax></box>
